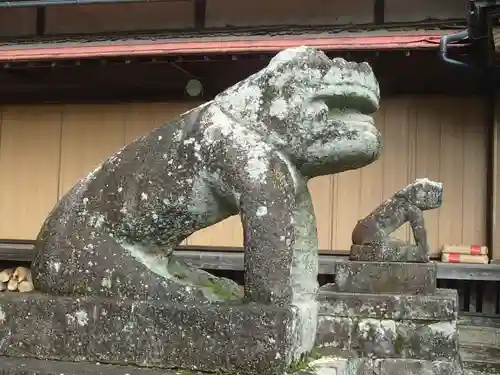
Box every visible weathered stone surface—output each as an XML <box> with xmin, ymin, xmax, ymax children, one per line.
<box><xmin>296</xmin><ymin>356</ymin><xmax>350</xmax><ymax>375</ymax></box>
<box><xmin>394</xmin><ymin>320</ymin><xmax>459</xmax><ymax>360</ymax></box>
<box><xmin>0</xmin><ymin>357</ymin><xmax>193</xmax><ymax>375</ymax></box>
<box><xmin>316</xmin><ymin>317</ymin><xmax>458</xmax><ymax>360</ymax></box>
<box><xmin>296</xmin><ymin>356</ymin><xmax>464</xmax><ymax>375</ymax></box>
<box><xmin>315</xmin><ymin>316</ymin><xmax>353</xmax><ymax>353</ymax></box>
<box><xmin>318</xmin><ymin>288</ymin><xmax>458</xmax><ymax>321</ymax></box>
<box><xmin>0</xmin><ymin>356</ymin><xmax>469</xmax><ymax>375</ymax></box>
<box><xmin>349</xmin><ymin>243</ymin><xmax>428</xmax><ymax>263</ymax></box>
<box><xmin>30</xmin><ymin>47</ymin><xmax>383</xmax><ymax>361</ymax></box>
<box><xmin>376</xmin><ymin>358</ymin><xmax>464</xmax><ymax>375</ymax></box>
<box><xmin>31</xmin><ymin>46</ymin><xmax>381</xmax><ymax>308</ymax></box>
<box><xmin>0</xmin><ymin>293</ymin><xmax>303</xmax><ymax>375</ymax></box>
<box><xmin>351</xmin><ymin>179</ymin><xmax>443</xmax><ymax>257</ymax></box>
<box><xmin>333</xmin><ymin>261</ymin><xmax>437</xmax><ymax>294</ymax></box>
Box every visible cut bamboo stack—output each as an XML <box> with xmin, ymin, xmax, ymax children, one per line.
<box><xmin>440</xmin><ymin>245</ymin><xmax>489</xmax><ymax>264</ymax></box>
<box><xmin>0</xmin><ymin>266</ymin><xmax>34</xmax><ymax>292</ymax></box>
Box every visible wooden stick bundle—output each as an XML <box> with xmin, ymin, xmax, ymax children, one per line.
<box><xmin>0</xmin><ymin>266</ymin><xmax>34</xmax><ymax>292</ymax></box>
<box><xmin>441</xmin><ymin>244</ymin><xmax>489</xmax><ymax>256</ymax></box>
<box><xmin>441</xmin><ymin>253</ymin><xmax>489</xmax><ymax>264</ymax></box>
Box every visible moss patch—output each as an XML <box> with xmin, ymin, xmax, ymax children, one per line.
<box><xmin>199</xmin><ymin>278</ymin><xmax>243</xmax><ymax>301</ymax></box>
<box><xmin>288</xmin><ymin>347</ymin><xmax>323</xmax><ymax>373</ymax></box>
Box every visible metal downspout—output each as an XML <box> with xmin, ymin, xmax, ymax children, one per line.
<box><xmin>439</xmin><ymin>30</ymin><xmax>472</xmax><ymax>69</ymax></box>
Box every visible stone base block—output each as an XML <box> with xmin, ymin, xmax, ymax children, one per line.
<box><xmin>295</xmin><ymin>357</ymin><xmax>350</xmax><ymax>375</ymax></box>
<box><xmin>375</xmin><ymin>358</ymin><xmax>464</xmax><ymax>375</ymax></box>
<box><xmin>0</xmin><ymin>293</ymin><xmax>313</xmax><ymax>375</ymax></box>
<box><xmin>316</xmin><ymin>316</ymin><xmax>459</xmax><ymax>360</ymax></box>
<box><xmin>0</xmin><ymin>356</ymin><xmax>467</xmax><ymax>375</ymax></box>
<box><xmin>349</xmin><ymin>243</ymin><xmax>429</xmax><ymax>263</ymax></box>
<box><xmin>301</xmin><ymin>357</ymin><xmax>464</xmax><ymax>375</ymax></box>
<box><xmin>334</xmin><ymin>261</ymin><xmax>437</xmax><ymax>294</ymax></box>
<box><xmin>318</xmin><ymin>288</ymin><xmax>458</xmax><ymax>321</ymax></box>
<box><xmin>0</xmin><ymin>357</ymin><xmax>187</xmax><ymax>375</ymax></box>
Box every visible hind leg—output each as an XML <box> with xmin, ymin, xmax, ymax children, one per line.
<box><xmin>32</xmin><ymin>228</ymin><xmax>242</xmax><ymax>303</ymax></box>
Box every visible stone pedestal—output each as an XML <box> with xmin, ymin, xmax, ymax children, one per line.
<box><xmin>333</xmin><ymin>260</ymin><xmax>437</xmax><ymax>294</ymax></box>
<box><xmin>0</xmin><ymin>293</ymin><xmax>313</xmax><ymax>375</ymax></box>
<box><xmin>315</xmin><ymin>244</ymin><xmax>464</xmax><ymax>375</ymax></box>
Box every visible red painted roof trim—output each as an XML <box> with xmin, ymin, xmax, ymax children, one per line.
<box><xmin>0</xmin><ymin>32</ymin><xmax>449</xmax><ymax>62</ymax></box>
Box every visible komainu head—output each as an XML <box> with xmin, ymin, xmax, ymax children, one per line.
<box><xmin>396</xmin><ymin>178</ymin><xmax>444</xmax><ymax>210</ymax></box>
<box><xmin>214</xmin><ymin>46</ymin><xmax>382</xmax><ymax>177</ymax></box>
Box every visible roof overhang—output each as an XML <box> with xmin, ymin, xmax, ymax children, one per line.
<box><xmin>0</xmin><ymin>30</ymin><xmax>454</xmax><ymax>63</ymax></box>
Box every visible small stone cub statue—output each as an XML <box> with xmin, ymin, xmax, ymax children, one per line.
<box><xmin>351</xmin><ymin>178</ymin><xmax>443</xmax><ymax>261</ymax></box>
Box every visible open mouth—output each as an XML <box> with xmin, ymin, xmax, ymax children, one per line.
<box><xmin>313</xmin><ymin>83</ymin><xmax>379</xmax><ymax>115</ymax></box>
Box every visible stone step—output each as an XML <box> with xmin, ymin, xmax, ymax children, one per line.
<box><xmin>0</xmin><ymin>357</ymin><xmax>189</xmax><ymax>375</ymax></box>
<box><xmin>0</xmin><ymin>356</ymin><xmax>466</xmax><ymax>375</ymax></box>
<box><xmin>0</xmin><ymin>292</ymin><xmax>308</xmax><ymax>375</ymax></box>
<box><xmin>373</xmin><ymin>358</ymin><xmax>463</xmax><ymax>375</ymax></box>
<box><xmin>316</xmin><ymin>316</ymin><xmax>459</xmax><ymax>361</ymax></box>
<box><xmin>303</xmin><ymin>356</ymin><xmax>464</xmax><ymax>375</ymax></box>
<box><xmin>318</xmin><ymin>288</ymin><xmax>458</xmax><ymax>321</ymax></box>
<box><xmin>333</xmin><ymin>261</ymin><xmax>437</xmax><ymax>294</ymax></box>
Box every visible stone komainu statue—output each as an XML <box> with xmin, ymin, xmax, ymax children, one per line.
<box><xmin>351</xmin><ymin>178</ymin><xmax>443</xmax><ymax>262</ymax></box>
<box><xmin>32</xmin><ymin>46</ymin><xmax>382</xmax><ymax>306</ymax></box>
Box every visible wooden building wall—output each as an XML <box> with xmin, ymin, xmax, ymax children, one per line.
<box><xmin>0</xmin><ymin>96</ymin><xmax>488</xmax><ymax>256</ymax></box>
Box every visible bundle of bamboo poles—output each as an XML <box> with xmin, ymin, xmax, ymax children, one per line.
<box><xmin>0</xmin><ymin>266</ymin><xmax>34</xmax><ymax>292</ymax></box>
<box><xmin>441</xmin><ymin>245</ymin><xmax>489</xmax><ymax>264</ymax></box>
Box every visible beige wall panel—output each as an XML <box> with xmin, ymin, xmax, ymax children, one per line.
<box><xmin>330</xmin><ymin>96</ymin><xmax>487</xmax><ymax>253</ymax></box>
<box><xmin>358</xmin><ymin>105</ymin><xmax>387</xmax><ymax>219</ymax></box>
<box><xmin>413</xmin><ymin>99</ymin><xmax>442</xmax><ymax>253</ymax></box>
<box><xmin>437</xmin><ymin>99</ymin><xmax>465</xmax><ymax>248</ymax></box>
<box><xmin>59</xmin><ymin>104</ymin><xmax>126</xmax><ymax>198</ymax></box>
<box><xmin>0</xmin><ymin>106</ymin><xmax>62</xmax><ymax>240</ymax></box>
<box><xmin>124</xmin><ymin>102</ymin><xmax>200</xmax><ymax>143</ymax></box>
<box><xmin>332</xmin><ymin>99</ymin><xmax>413</xmax><ymax>250</ymax></box>
<box><xmin>206</xmin><ymin>0</ymin><xmax>373</xmax><ymax>28</ymax></box>
<box><xmin>46</xmin><ymin>2</ymin><xmax>193</xmax><ymax>34</ymax></box>
<box><xmin>461</xmin><ymin>99</ymin><xmax>488</xmax><ymax>246</ymax></box>
<box><xmin>188</xmin><ymin>216</ymin><xmax>243</xmax><ymax>248</ymax></box>
<box><xmin>332</xmin><ymin>169</ymin><xmax>362</xmax><ymax>250</ymax></box>
<box><xmin>188</xmin><ymin>177</ymin><xmax>335</xmax><ymax>250</ymax></box>
<box><xmin>0</xmin><ymin>8</ymin><xmax>36</xmax><ymax>36</ymax></box>
<box><xmin>385</xmin><ymin>0</ymin><xmax>466</xmax><ymax>23</ymax></box>
<box><xmin>332</xmin><ymin>96</ymin><xmax>487</xmax><ymax>255</ymax></box>
<box><xmin>379</xmin><ymin>98</ymin><xmax>413</xmax><ymax>242</ymax></box>
<box><xmin>308</xmin><ymin>176</ymin><xmax>334</xmax><ymax>251</ymax></box>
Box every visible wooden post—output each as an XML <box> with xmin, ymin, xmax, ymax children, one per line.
<box><xmin>492</xmin><ymin>94</ymin><xmax>500</xmax><ymax>261</ymax></box>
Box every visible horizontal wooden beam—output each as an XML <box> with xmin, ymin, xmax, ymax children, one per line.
<box><xmin>2</xmin><ymin>243</ymin><xmax>500</xmax><ymax>281</ymax></box>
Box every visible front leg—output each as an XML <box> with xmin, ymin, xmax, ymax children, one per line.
<box><xmin>238</xmin><ymin>151</ymin><xmax>319</xmax><ymax>307</ymax></box>
<box><xmin>408</xmin><ymin>207</ymin><xmax>429</xmax><ymax>253</ymax></box>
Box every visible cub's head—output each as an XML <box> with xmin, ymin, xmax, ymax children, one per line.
<box><xmin>214</xmin><ymin>46</ymin><xmax>382</xmax><ymax>178</ymax></box>
<box><xmin>396</xmin><ymin>178</ymin><xmax>444</xmax><ymax>210</ymax></box>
